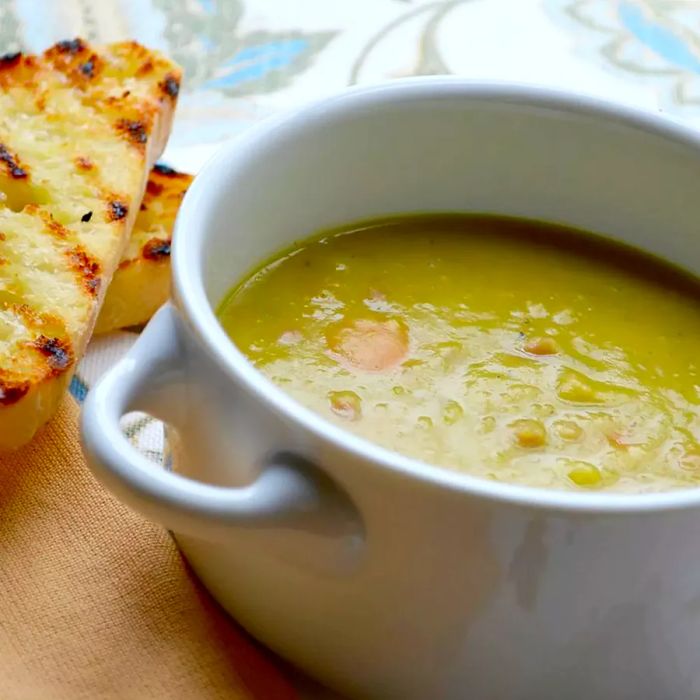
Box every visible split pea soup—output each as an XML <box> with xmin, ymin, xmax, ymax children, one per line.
<box><xmin>218</xmin><ymin>215</ymin><xmax>700</xmax><ymax>493</ymax></box>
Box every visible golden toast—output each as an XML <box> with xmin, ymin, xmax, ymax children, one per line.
<box><xmin>0</xmin><ymin>39</ymin><xmax>180</xmax><ymax>449</ymax></box>
<box><xmin>95</xmin><ymin>164</ymin><xmax>192</xmax><ymax>334</ymax></box>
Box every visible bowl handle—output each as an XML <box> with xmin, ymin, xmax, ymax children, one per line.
<box><xmin>81</xmin><ymin>304</ymin><xmax>360</xmax><ymax>543</ymax></box>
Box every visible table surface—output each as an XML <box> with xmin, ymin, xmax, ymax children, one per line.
<box><xmin>4</xmin><ymin>0</ymin><xmax>700</xmax><ymax>696</ymax></box>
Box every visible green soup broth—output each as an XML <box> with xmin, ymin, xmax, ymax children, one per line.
<box><xmin>218</xmin><ymin>215</ymin><xmax>700</xmax><ymax>493</ymax></box>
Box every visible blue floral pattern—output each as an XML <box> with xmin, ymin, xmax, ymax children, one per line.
<box><xmin>152</xmin><ymin>0</ymin><xmax>335</xmax><ymax>97</ymax></box>
<box><xmin>549</xmin><ymin>0</ymin><xmax>700</xmax><ymax>108</ymax></box>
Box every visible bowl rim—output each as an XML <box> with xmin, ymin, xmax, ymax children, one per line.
<box><xmin>172</xmin><ymin>77</ymin><xmax>700</xmax><ymax>515</ymax></box>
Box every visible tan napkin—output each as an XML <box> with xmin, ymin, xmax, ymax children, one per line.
<box><xmin>0</xmin><ymin>396</ymin><xmax>298</xmax><ymax>700</ymax></box>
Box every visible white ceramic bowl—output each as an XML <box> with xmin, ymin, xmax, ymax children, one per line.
<box><xmin>82</xmin><ymin>80</ymin><xmax>700</xmax><ymax>700</ymax></box>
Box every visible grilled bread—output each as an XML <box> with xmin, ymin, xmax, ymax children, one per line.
<box><xmin>0</xmin><ymin>39</ymin><xmax>180</xmax><ymax>449</ymax></box>
<box><xmin>95</xmin><ymin>164</ymin><xmax>192</xmax><ymax>334</ymax></box>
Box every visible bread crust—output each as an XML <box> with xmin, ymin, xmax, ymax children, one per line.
<box><xmin>95</xmin><ymin>165</ymin><xmax>192</xmax><ymax>334</ymax></box>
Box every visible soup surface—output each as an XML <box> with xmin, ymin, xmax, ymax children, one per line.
<box><xmin>218</xmin><ymin>215</ymin><xmax>700</xmax><ymax>493</ymax></box>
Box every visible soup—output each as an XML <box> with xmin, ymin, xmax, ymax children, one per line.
<box><xmin>218</xmin><ymin>215</ymin><xmax>700</xmax><ymax>493</ymax></box>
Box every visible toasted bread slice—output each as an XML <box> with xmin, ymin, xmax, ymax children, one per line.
<box><xmin>0</xmin><ymin>39</ymin><xmax>180</xmax><ymax>449</ymax></box>
<box><xmin>95</xmin><ymin>164</ymin><xmax>192</xmax><ymax>334</ymax></box>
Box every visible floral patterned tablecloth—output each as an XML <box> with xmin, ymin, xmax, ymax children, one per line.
<box><xmin>3</xmin><ymin>0</ymin><xmax>700</xmax><ymax>694</ymax></box>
